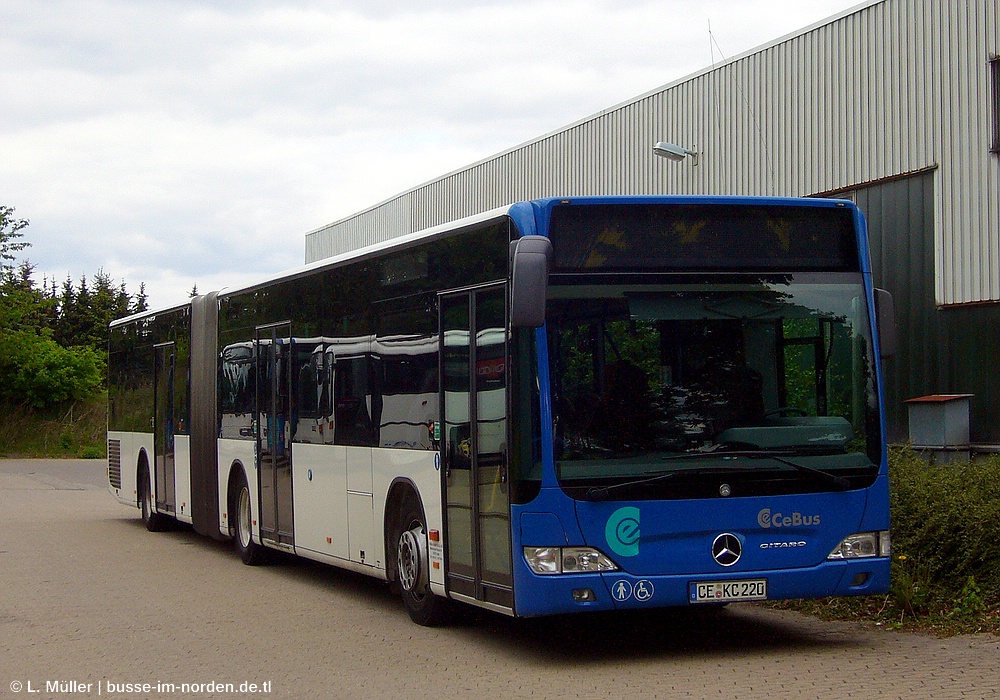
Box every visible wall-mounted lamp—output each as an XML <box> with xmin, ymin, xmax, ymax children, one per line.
<box><xmin>653</xmin><ymin>141</ymin><xmax>698</xmax><ymax>165</ymax></box>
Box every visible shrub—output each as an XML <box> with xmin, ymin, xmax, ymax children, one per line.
<box><xmin>889</xmin><ymin>445</ymin><xmax>1000</xmax><ymax>601</ymax></box>
<box><xmin>775</xmin><ymin>446</ymin><xmax>1000</xmax><ymax>633</ymax></box>
<box><xmin>0</xmin><ymin>330</ymin><xmax>104</xmax><ymax>408</ymax></box>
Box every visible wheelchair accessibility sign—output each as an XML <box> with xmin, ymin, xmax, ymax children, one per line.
<box><xmin>611</xmin><ymin>579</ymin><xmax>655</xmax><ymax>602</ymax></box>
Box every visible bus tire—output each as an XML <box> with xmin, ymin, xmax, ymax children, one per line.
<box><xmin>231</xmin><ymin>471</ymin><xmax>266</xmax><ymax>566</ymax></box>
<box><xmin>394</xmin><ymin>498</ymin><xmax>448</xmax><ymax>626</ymax></box>
<box><xmin>138</xmin><ymin>460</ymin><xmax>168</xmax><ymax>532</ymax></box>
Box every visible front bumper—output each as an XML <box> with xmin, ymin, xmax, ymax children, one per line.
<box><xmin>512</xmin><ymin>557</ymin><xmax>890</xmax><ymax>617</ymax></box>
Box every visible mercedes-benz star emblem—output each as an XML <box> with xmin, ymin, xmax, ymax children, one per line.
<box><xmin>712</xmin><ymin>533</ymin><xmax>742</xmax><ymax>567</ymax></box>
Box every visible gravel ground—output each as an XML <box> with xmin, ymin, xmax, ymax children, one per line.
<box><xmin>1</xmin><ymin>459</ymin><xmax>998</xmax><ymax>699</ymax></box>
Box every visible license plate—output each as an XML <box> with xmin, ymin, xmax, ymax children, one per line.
<box><xmin>689</xmin><ymin>579</ymin><xmax>767</xmax><ymax>603</ymax></box>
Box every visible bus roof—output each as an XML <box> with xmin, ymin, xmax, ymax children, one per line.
<box><xmin>110</xmin><ymin>195</ymin><xmax>858</xmax><ymax>328</ymax></box>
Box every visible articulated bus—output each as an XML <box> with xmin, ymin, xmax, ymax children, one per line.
<box><xmin>108</xmin><ymin>196</ymin><xmax>894</xmax><ymax>625</ymax></box>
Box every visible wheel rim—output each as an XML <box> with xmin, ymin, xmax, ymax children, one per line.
<box><xmin>238</xmin><ymin>487</ymin><xmax>252</xmax><ymax>549</ymax></box>
<box><xmin>397</xmin><ymin>525</ymin><xmax>424</xmax><ymax>594</ymax></box>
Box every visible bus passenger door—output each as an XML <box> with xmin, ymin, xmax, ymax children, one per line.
<box><xmin>440</xmin><ymin>285</ymin><xmax>513</xmax><ymax>610</ymax></box>
<box><xmin>256</xmin><ymin>323</ymin><xmax>294</xmax><ymax>547</ymax></box>
<box><xmin>153</xmin><ymin>342</ymin><xmax>176</xmax><ymax>514</ymax></box>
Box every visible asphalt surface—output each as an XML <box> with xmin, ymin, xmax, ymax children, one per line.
<box><xmin>1</xmin><ymin>458</ymin><xmax>998</xmax><ymax>699</ymax></box>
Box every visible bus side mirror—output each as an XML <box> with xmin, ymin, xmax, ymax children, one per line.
<box><xmin>875</xmin><ymin>288</ymin><xmax>897</xmax><ymax>358</ymax></box>
<box><xmin>510</xmin><ymin>235</ymin><xmax>552</xmax><ymax>328</ymax></box>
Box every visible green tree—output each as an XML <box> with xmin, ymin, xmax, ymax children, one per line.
<box><xmin>0</xmin><ymin>204</ymin><xmax>149</xmax><ymax>409</ymax></box>
<box><xmin>0</xmin><ymin>261</ymin><xmax>55</xmax><ymax>334</ymax></box>
<box><xmin>0</xmin><ymin>205</ymin><xmax>30</xmax><ymax>268</ymax></box>
<box><xmin>133</xmin><ymin>282</ymin><xmax>148</xmax><ymax>315</ymax></box>
<box><xmin>0</xmin><ymin>329</ymin><xmax>103</xmax><ymax>407</ymax></box>
<box><xmin>53</xmin><ymin>269</ymin><xmax>142</xmax><ymax>353</ymax></box>
<box><xmin>0</xmin><ymin>266</ymin><xmax>104</xmax><ymax>409</ymax></box>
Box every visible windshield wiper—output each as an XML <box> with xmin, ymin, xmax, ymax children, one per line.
<box><xmin>662</xmin><ymin>445</ymin><xmax>851</xmax><ymax>491</ymax></box>
<box><xmin>586</xmin><ymin>446</ymin><xmax>853</xmax><ymax>500</ymax></box>
<box><xmin>765</xmin><ymin>453</ymin><xmax>850</xmax><ymax>491</ymax></box>
<box><xmin>586</xmin><ymin>473</ymin><xmax>674</xmax><ymax>500</ymax></box>
<box><xmin>585</xmin><ymin>465</ymin><xmax>751</xmax><ymax>501</ymax></box>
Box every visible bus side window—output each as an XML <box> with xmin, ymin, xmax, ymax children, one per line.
<box><xmin>334</xmin><ymin>356</ymin><xmax>376</xmax><ymax>447</ymax></box>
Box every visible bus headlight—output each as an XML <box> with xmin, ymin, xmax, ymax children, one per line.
<box><xmin>827</xmin><ymin>531</ymin><xmax>891</xmax><ymax>560</ymax></box>
<box><xmin>523</xmin><ymin>547</ymin><xmax>618</xmax><ymax>575</ymax></box>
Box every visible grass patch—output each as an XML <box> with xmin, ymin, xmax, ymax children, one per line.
<box><xmin>0</xmin><ymin>394</ymin><xmax>107</xmax><ymax>458</ymax></box>
<box><xmin>774</xmin><ymin>445</ymin><xmax>1000</xmax><ymax>635</ymax></box>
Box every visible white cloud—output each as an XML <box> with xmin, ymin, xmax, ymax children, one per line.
<box><xmin>1</xmin><ymin>0</ymin><xmax>866</xmax><ymax>308</ymax></box>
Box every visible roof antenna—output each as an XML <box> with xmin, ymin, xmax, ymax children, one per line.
<box><xmin>707</xmin><ymin>20</ymin><xmax>776</xmax><ymax>196</ymax></box>
<box><xmin>709</xmin><ymin>19</ymin><xmax>717</xmax><ymax>67</ymax></box>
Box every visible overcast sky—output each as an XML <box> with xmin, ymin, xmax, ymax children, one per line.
<box><xmin>2</xmin><ymin>0</ymin><xmax>865</xmax><ymax>309</ymax></box>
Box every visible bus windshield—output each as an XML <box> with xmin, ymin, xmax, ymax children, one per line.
<box><xmin>547</xmin><ymin>273</ymin><xmax>880</xmax><ymax>499</ymax></box>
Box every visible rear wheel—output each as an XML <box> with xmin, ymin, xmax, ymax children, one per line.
<box><xmin>138</xmin><ymin>462</ymin><xmax>167</xmax><ymax>532</ymax></box>
<box><xmin>394</xmin><ymin>498</ymin><xmax>448</xmax><ymax>626</ymax></box>
<box><xmin>231</xmin><ymin>471</ymin><xmax>266</xmax><ymax>565</ymax></box>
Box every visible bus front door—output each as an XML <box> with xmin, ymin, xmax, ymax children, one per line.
<box><xmin>153</xmin><ymin>342</ymin><xmax>176</xmax><ymax>515</ymax></box>
<box><xmin>256</xmin><ymin>324</ymin><xmax>294</xmax><ymax>547</ymax></box>
<box><xmin>440</xmin><ymin>285</ymin><xmax>513</xmax><ymax>611</ymax></box>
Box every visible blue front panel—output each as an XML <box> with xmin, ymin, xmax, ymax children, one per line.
<box><xmin>576</xmin><ymin>491</ymin><xmax>863</xmax><ymax>577</ymax></box>
<box><xmin>511</xmin><ymin>475</ymin><xmax>890</xmax><ymax>618</ymax></box>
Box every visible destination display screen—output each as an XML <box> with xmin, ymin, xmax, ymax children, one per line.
<box><xmin>548</xmin><ymin>202</ymin><xmax>860</xmax><ymax>273</ymax></box>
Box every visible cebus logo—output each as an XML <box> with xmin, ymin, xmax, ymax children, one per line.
<box><xmin>757</xmin><ymin>507</ymin><xmax>820</xmax><ymax>528</ymax></box>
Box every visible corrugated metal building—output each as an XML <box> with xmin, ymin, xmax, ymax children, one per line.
<box><xmin>304</xmin><ymin>0</ymin><xmax>1000</xmax><ymax>444</ymax></box>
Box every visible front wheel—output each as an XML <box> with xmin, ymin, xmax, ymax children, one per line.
<box><xmin>394</xmin><ymin>499</ymin><xmax>448</xmax><ymax>626</ymax></box>
<box><xmin>231</xmin><ymin>471</ymin><xmax>266</xmax><ymax>565</ymax></box>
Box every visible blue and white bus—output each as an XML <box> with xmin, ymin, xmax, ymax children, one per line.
<box><xmin>107</xmin><ymin>196</ymin><xmax>894</xmax><ymax>625</ymax></box>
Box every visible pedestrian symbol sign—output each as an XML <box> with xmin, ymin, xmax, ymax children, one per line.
<box><xmin>612</xmin><ymin>580</ymin><xmax>633</xmax><ymax>601</ymax></box>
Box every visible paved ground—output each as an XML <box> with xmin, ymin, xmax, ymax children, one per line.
<box><xmin>1</xmin><ymin>458</ymin><xmax>998</xmax><ymax>699</ymax></box>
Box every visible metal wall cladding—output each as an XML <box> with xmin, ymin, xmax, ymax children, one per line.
<box><xmin>305</xmin><ymin>0</ymin><xmax>999</xmax><ymax>306</ymax></box>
